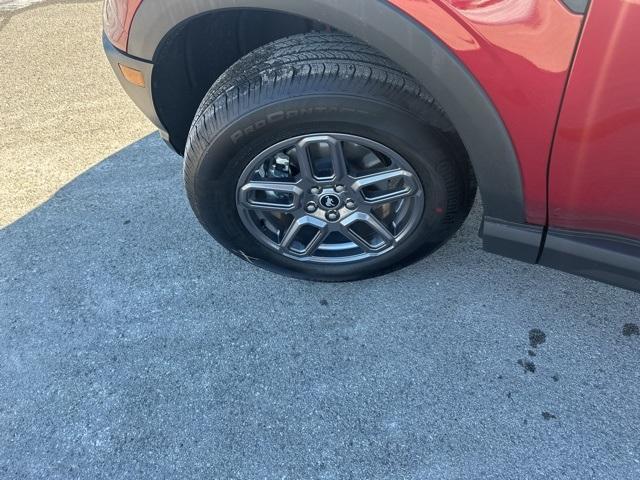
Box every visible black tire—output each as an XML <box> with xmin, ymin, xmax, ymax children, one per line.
<box><xmin>184</xmin><ymin>32</ymin><xmax>476</xmax><ymax>282</ymax></box>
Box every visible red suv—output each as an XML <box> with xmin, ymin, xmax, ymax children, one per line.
<box><xmin>103</xmin><ymin>0</ymin><xmax>639</xmax><ymax>291</ymax></box>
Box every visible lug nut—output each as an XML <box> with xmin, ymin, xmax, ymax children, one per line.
<box><xmin>326</xmin><ymin>210</ymin><xmax>340</xmax><ymax>222</ymax></box>
<box><xmin>310</xmin><ymin>187</ymin><xmax>322</xmax><ymax>195</ymax></box>
<box><xmin>305</xmin><ymin>202</ymin><xmax>318</xmax><ymax>213</ymax></box>
<box><xmin>345</xmin><ymin>199</ymin><xmax>357</xmax><ymax>210</ymax></box>
<box><xmin>335</xmin><ymin>185</ymin><xmax>346</xmax><ymax>193</ymax></box>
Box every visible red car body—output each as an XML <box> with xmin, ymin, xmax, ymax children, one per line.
<box><xmin>103</xmin><ymin>0</ymin><xmax>640</xmax><ymax>291</ymax></box>
<box><xmin>396</xmin><ymin>0</ymin><xmax>640</xmax><ymax>240</ymax></box>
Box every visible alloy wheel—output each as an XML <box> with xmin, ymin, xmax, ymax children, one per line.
<box><xmin>236</xmin><ymin>133</ymin><xmax>425</xmax><ymax>264</ymax></box>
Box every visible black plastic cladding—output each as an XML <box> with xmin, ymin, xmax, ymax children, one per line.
<box><xmin>561</xmin><ymin>0</ymin><xmax>590</xmax><ymax>14</ymax></box>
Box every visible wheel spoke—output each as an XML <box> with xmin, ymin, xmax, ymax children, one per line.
<box><xmin>327</xmin><ymin>137</ymin><xmax>348</xmax><ymax>181</ymax></box>
<box><xmin>350</xmin><ymin>169</ymin><xmax>419</xmax><ymax>205</ymax></box>
<box><xmin>294</xmin><ymin>141</ymin><xmax>314</xmax><ymax>180</ymax></box>
<box><xmin>339</xmin><ymin>225</ymin><xmax>374</xmax><ymax>253</ymax></box>
<box><xmin>238</xmin><ymin>181</ymin><xmax>303</xmax><ymax>212</ymax></box>
<box><xmin>296</xmin><ymin>136</ymin><xmax>348</xmax><ymax>181</ymax></box>
<box><xmin>340</xmin><ymin>212</ymin><xmax>396</xmax><ymax>252</ymax></box>
<box><xmin>366</xmin><ymin>215</ymin><xmax>396</xmax><ymax>245</ymax></box>
<box><xmin>280</xmin><ymin>216</ymin><xmax>329</xmax><ymax>255</ymax></box>
<box><xmin>305</xmin><ymin>227</ymin><xmax>331</xmax><ymax>256</ymax></box>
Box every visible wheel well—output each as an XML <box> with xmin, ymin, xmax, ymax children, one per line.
<box><xmin>152</xmin><ymin>9</ymin><xmax>328</xmax><ymax>154</ymax></box>
<box><xmin>134</xmin><ymin>0</ymin><xmax>525</xmax><ymax>224</ymax></box>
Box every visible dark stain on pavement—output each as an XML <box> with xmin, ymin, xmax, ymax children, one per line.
<box><xmin>528</xmin><ymin>349</ymin><xmax>537</xmax><ymax>357</ymax></box>
<box><xmin>623</xmin><ymin>323</ymin><xmax>639</xmax><ymax>337</ymax></box>
<box><xmin>517</xmin><ymin>359</ymin><xmax>536</xmax><ymax>373</ymax></box>
<box><xmin>320</xmin><ymin>299</ymin><xmax>329</xmax><ymax>306</ymax></box>
<box><xmin>542</xmin><ymin>412</ymin><xmax>557</xmax><ymax>421</ymax></box>
<box><xmin>529</xmin><ymin>329</ymin><xmax>546</xmax><ymax>348</ymax></box>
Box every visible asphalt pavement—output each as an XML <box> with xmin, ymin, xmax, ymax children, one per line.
<box><xmin>2</xmin><ymin>133</ymin><xmax>640</xmax><ymax>479</ymax></box>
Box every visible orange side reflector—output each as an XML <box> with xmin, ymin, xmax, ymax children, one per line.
<box><xmin>118</xmin><ymin>64</ymin><xmax>145</xmax><ymax>87</ymax></box>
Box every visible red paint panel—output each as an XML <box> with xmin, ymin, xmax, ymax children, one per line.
<box><xmin>389</xmin><ymin>0</ymin><xmax>583</xmax><ymax>224</ymax></box>
<box><xmin>549</xmin><ymin>1</ymin><xmax>640</xmax><ymax>240</ymax></box>
<box><xmin>103</xmin><ymin>0</ymin><xmax>144</xmax><ymax>51</ymax></box>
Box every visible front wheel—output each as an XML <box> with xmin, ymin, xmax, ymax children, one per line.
<box><xmin>184</xmin><ymin>33</ymin><xmax>476</xmax><ymax>282</ymax></box>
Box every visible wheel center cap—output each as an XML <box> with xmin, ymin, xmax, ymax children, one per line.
<box><xmin>319</xmin><ymin>193</ymin><xmax>341</xmax><ymax>210</ymax></box>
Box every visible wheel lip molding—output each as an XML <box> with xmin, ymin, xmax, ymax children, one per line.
<box><xmin>560</xmin><ymin>0</ymin><xmax>591</xmax><ymax>15</ymax></box>
<box><xmin>482</xmin><ymin>217</ymin><xmax>544</xmax><ymax>265</ymax></box>
<box><xmin>128</xmin><ymin>0</ymin><xmax>527</xmax><ymax>225</ymax></box>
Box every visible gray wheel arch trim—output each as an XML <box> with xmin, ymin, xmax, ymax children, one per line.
<box><xmin>128</xmin><ymin>0</ymin><xmax>526</xmax><ymax>224</ymax></box>
<box><xmin>560</xmin><ymin>0</ymin><xmax>590</xmax><ymax>14</ymax></box>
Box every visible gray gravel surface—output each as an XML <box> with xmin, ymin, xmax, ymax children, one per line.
<box><xmin>1</xmin><ymin>134</ymin><xmax>640</xmax><ymax>479</ymax></box>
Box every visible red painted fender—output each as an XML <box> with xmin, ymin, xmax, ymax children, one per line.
<box><xmin>391</xmin><ymin>0</ymin><xmax>584</xmax><ymax>225</ymax></box>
